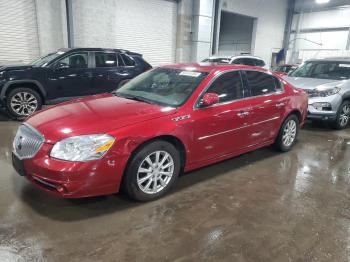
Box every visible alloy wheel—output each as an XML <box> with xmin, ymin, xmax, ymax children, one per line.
<box><xmin>10</xmin><ymin>92</ymin><xmax>38</xmax><ymax>116</ymax></box>
<box><xmin>339</xmin><ymin>104</ymin><xmax>350</xmax><ymax>127</ymax></box>
<box><xmin>282</xmin><ymin>119</ymin><xmax>297</xmax><ymax>147</ymax></box>
<box><xmin>137</xmin><ymin>150</ymin><xmax>174</xmax><ymax>194</ymax></box>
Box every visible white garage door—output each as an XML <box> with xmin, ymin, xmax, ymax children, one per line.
<box><xmin>0</xmin><ymin>0</ymin><xmax>40</xmax><ymax>64</ymax></box>
<box><xmin>73</xmin><ymin>0</ymin><xmax>177</xmax><ymax>66</ymax></box>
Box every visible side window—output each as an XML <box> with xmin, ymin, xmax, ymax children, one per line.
<box><xmin>245</xmin><ymin>71</ymin><xmax>279</xmax><ymax>96</ymax></box>
<box><xmin>95</xmin><ymin>52</ymin><xmax>118</xmax><ymax>67</ymax></box>
<box><xmin>244</xmin><ymin>59</ymin><xmax>256</xmax><ymax>66</ymax></box>
<box><xmin>116</xmin><ymin>54</ymin><xmax>124</xmax><ymax>66</ymax></box>
<box><xmin>255</xmin><ymin>59</ymin><xmax>265</xmax><ymax>67</ymax></box>
<box><xmin>232</xmin><ymin>58</ymin><xmax>243</xmax><ymax>65</ymax></box>
<box><xmin>57</xmin><ymin>52</ymin><xmax>88</xmax><ymax>69</ymax></box>
<box><xmin>204</xmin><ymin>71</ymin><xmax>244</xmax><ymax>103</ymax></box>
<box><xmin>120</xmin><ymin>53</ymin><xmax>135</xmax><ymax>66</ymax></box>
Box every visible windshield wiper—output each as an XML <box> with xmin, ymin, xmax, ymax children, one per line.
<box><xmin>113</xmin><ymin>92</ymin><xmax>154</xmax><ymax>104</ymax></box>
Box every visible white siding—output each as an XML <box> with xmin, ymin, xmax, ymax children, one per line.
<box><xmin>0</xmin><ymin>0</ymin><xmax>40</xmax><ymax>64</ymax></box>
<box><xmin>73</xmin><ymin>0</ymin><xmax>177</xmax><ymax>66</ymax></box>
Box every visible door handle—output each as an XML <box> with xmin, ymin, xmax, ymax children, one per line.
<box><xmin>237</xmin><ymin>111</ymin><xmax>250</xmax><ymax>117</ymax></box>
<box><xmin>276</xmin><ymin>102</ymin><xmax>285</xmax><ymax>108</ymax></box>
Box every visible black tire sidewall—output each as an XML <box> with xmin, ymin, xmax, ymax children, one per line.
<box><xmin>6</xmin><ymin>88</ymin><xmax>42</xmax><ymax>120</ymax></box>
<box><xmin>276</xmin><ymin>114</ymin><xmax>299</xmax><ymax>152</ymax></box>
<box><xmin>123</xmin><ymin>141</ymin><xmax>181</xmax><ymax>201</ymax></box>
<box><xmin>333</xmin><ymin>101</ymin><xmax>350</xmax><ymax>130</ymax></box>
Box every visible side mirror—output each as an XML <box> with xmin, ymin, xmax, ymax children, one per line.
<box><xmin>200</xmin><ymin>92</ymin><xmax>219</xmax><ymax>107</ymax></box>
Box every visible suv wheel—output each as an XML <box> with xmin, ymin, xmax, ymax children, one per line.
<box><xmin>275</xmin><ymin>114</ymin><xmax>299</xmax><ymax>152</ymax></box>
<box><xmin>6</xmin><ymin>88</ymin><xmax>42</xmax><ymax>120</ymax></box>
<box><xmin>122</xmin><ymin>140</ymin><xmax>180</xmax><ymax>201</ymax></box>
<box><xmin>333</xmin><ymin>101</ymin><xmax>350</xmax><ymax>130</ymax></box>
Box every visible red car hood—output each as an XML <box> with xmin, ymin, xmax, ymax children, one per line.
<box><xmin>26</xmin><ymin>94</ymin><xmax>177</xmax><ymax>144</ymax></box>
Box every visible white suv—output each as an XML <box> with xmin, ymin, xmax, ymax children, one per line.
<box><xmin>201</xmin><ymin>55</ymin><xmax>267</xmax><ymax>68</ymax></box>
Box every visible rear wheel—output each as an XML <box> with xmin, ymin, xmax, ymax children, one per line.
<box><xmin>122</xmin><ymin>141</ymin><xmax>180</xmax><ymax>201</ymax></box>
<box><xmin>6</xmin><ymin>88</ymin><xmax>42</xmax><ymax>120</ymax></box>
<box><xmin>332</xmin><ymin>101</ymin><xmax>350</xmax><ymax>130</ymax></box>
<box><xmin>275</xmin><ymin>114</ymin><xmax>299</xmax><ymax>152</ymax></box>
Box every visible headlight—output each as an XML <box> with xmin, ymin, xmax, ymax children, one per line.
<box><xmin>315</xmin><ymin>86</ymin><xmax>341</xmax><ymax>97</ymax></box>
<box><xmin>50</xmin><ymin>134</ymin><xmax>115</xmax><ymax>161</ymax></box>
<box><xmin>0</xmin><ymin>71</ymin><xmax>4</xmax><ymax>79</ymax></box>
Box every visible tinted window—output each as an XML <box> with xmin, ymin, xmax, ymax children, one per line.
<box><xmin>95</xmin><ymin>52</ymin><xmax>118</xmax><ymax>67</ymax></box>
<box><xmin>57</xmin><ymin>52</ymin><xmax>88</xmax><ymax>69</ymax></box>
<box><xmin>245</xmin><ymin>71</ymin><xmax>279</xmax><ymax>96</ymax></box>
<box><xmin>120</xmin><ymin>53</ymin><xmax>135</xmax><ymax>66</ymax></box>
<box><xmin>232</xmin><ymin>58</ymin><xmax>255</xmax><ymax>66</ymax></box>
<box><xmin>204</xmin><ymin>71</ymin><xmax>244</xmax><ymax>103</ymax></box>
<box><xmin>255</xmin><ymin>59</ymin><xmax>265</xmax><ymax>67</ymax></box>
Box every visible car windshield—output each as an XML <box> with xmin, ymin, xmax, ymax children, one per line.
<box><xmin>289</xmin><ymin>61</ymin><xmax>350</xmax><ymax>80</ymax></box>
<box><xmin>31</xmin><ymin>51</ymin><xmax>65</xmax><ymax>67</ymax></box>
<box><xmin>275</xmin><ymin>66</ymin><xmax>291</xmax><ymax>73</ymax></box>
<box><xmin>202</xmin><ymin>58</ymin><xmax>230</xmax><ymax>64</ymax></box>
<box><xmin>114</xmin><ymin>68</ymin><xmax>208</xmax><ymax>107</ymax></box>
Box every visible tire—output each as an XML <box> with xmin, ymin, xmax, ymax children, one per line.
<box><xmin>6</xmin><ymin>88</ymin><xmax>42</xmax><ymax>120</ymax></box>
<box><xmin>275</xmin><ymin>114</ymin><xmax>299</xmax><ymax>152</ymax></box>
<box><xmin>122</xmin><ymin>140</ymin><xmax>181</xmax><ymax>202</ymax></box>
<box><xmin>332</xmin><ymin>101</ymin><xmax>350</xmax><ymax>130</ymax></box>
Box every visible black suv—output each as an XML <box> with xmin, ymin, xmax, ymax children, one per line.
<box><xmin>0</xmin><ymin>48</ymin><xmax>152</xmax><ymax>119</ymax></box>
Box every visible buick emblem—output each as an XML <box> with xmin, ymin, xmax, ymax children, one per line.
<box><xmin>16</xmin><ymin>136</ymin><xmax>24</xmax><ymax>151</ymax></box>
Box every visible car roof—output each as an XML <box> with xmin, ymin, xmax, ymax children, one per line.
<box><xmin>206</xmin><ymin>55</ymin><xmax>265</xmax><ymax>61</ymax></box>
<box><xmin>306</xmin><ymin>57</ymin><xmax>350</xmax><ymax>63</ymax></box>
<box><xmin>58</xmin><ymin>47</ymin><xmax>139</xmax><ymax>55</ymax></box>
<box><xmin>161</xmin><ymin>63</ymin><xmax>267</xmax><ymax>73</ymax></box>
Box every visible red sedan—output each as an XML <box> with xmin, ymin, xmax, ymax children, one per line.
<box><xmin>12</xmin><ymin>64</ymin><xmax>308</xmax><ymax>201</ymax></box>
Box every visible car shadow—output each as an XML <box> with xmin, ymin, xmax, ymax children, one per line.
<box><xmin>19</xmin><ymin>146</ymin><xmax>280</xmax><ymax>222</ymax></box>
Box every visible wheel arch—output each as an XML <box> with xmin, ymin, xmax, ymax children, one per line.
<box><xmin>1</xmin><ymin>80</ymin><xmax>46</xmax><ymax>101</ymax></box>
<box><xmin>120</xmin><ymin>135</ymin><xmax>187</xmax><ymax>188</ymax></box>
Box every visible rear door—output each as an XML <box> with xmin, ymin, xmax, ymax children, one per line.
<box><xmin>242</xmin><ymin>70</ymin><xmax>287</xmax><ymax>145</ymax></box>
<box><xmin>191</xmin><ymin>71</ymin><xmax>252</xmax><ymax>162</ymax></box>
<box><xmin>91</xmin><ymin>52</ymin><xmax>141</xmax><ymax>94</ymax></box>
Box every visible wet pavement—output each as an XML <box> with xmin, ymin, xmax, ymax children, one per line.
<box><xmin>1</xmin><ymin>115</ymin><xmax>350</xmax><ymax>262</ymax></box>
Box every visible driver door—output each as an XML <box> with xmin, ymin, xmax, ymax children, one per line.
<box><xmin>47</xmin><ymin>52</ymin><xmax>94</xmax><ymax>99</ymax></box>
<box><xmin>191</xmin><ymin>71</ymin><xmax>252</xmax><ymax>162</ymax></box>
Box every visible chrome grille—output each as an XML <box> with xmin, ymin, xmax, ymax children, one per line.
<box><xmin>13</xmin><ymin>124</ymin><xmax>44</xmax><ymax>160</ymax></box>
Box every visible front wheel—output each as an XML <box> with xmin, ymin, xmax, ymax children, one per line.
<box><xmin>275</xmin><ymin>114</ymin><xmax>299</xmax><ymax>152</ymax></box>
<box><xmin>122</xmin><ymin>141</ymin><xmax>180</xmax><ymax>201</ymax></box>
<box><xmin>6</xmin><ymin>88</ymin><xmax>42</xmax><ymax>120</ymax></box>
<box><xmin>332</xmin><ymin>101</ymin><xmax>350</xmax><ymax>130</ymax></box>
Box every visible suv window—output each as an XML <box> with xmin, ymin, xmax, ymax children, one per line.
<box><xmin>95</xmin><ymin>52</ymin><xmax>118</xmax><ymax>67</ymax></box>
<box><xmin>57</xmin><ymin>52</ymin><xmax>88</xmax><ymax>69</ymax></box>
<box><xmin>245</xmin><ymin>71</ymin><xmax>280</xmax><ymax>96</ymax></box>
<box><xmin>255</xmin><ymin>59</ymin><xmax>265</xmax><ymax>67</ymax></box>
<box><xmin>232</xmin><ymin>58</ymin><xmax>255</xmax><ymax>66</ymax></box>
<box><xmin>204</xmin><ymin>71</ymin><xmax>244</xmax><ymax>103</ymax></box>
<box><xmin>120</xmin><ymin>53</ymin><xmax>135</xmax><ymax>66</ymax></box>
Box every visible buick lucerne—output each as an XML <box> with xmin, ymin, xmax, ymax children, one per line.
<box><xmin>12</xmin><ymin>64</ymin><xmax>308</xmax><ymax>201</ymax></box>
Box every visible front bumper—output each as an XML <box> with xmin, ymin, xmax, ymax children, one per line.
<box><xmin>307</xmin><ymin>94</ymin><xmax>341</xmax><ymax>121</ymax></box>
<box><xmin>13</xmin><ymin>143</ymin><xmax>125</xmax><ymax>198</ymax></box>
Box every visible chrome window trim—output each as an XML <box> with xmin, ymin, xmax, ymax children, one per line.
<box><xmin>193</xmin><ymin>69</ymin><xmax>285</xmax><ymax>110</ymax></box>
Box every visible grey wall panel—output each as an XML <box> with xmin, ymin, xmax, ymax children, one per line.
<box><xmin>73</xmin><ymin>0</ymin><xmax>177</xmax><ymax>66</ymax></box>
<box><xmin>0</xmin><ymin>0</ymin><xmax>40</xmax><ymax>63</ymax></box>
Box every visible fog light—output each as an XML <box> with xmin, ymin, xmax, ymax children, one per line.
<box><xmin>312</xmin><ymin>102</ymin><xmax>332</xmax><ymax>111</ymax></box>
